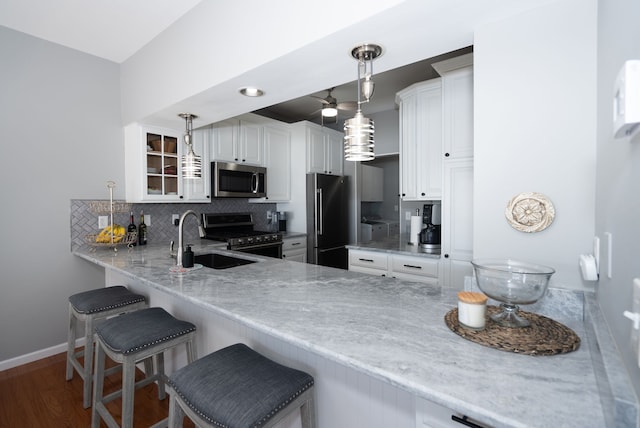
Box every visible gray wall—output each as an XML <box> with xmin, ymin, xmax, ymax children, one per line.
<box><xmin>0</xmin><ymin>26</ymin><xmax>122</xmax><ymax>361</ymax></box>
<box><xmin>596</xmin><ymin>0</ymin><xmax>640</xmax><ymax>399</ymax></box>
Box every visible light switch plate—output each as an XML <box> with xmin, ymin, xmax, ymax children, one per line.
<box><xmin>98</xmin><ymin>216</ymin><xmax>109</xmax><ymax>229</ymax></box>
<box><xmin>144</xmin><ymin>214</ymin><xmax>150</xmax><ymax>226</ymax></box>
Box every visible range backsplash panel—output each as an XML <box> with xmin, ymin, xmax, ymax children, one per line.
<box><xmin>70</xmin><ymin>199</ymin><xmax>277</xmax><ymax>251</ymax></box>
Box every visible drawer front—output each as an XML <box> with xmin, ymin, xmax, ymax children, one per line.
<box><xmin>282</xmin><ymin>236</ymin><xmax>306</xmax><ymax>251</ymax></box>
<box><xmin>349</xmin><ymin>250</ymin><xmax>388</xmax><ymax>271</ymax></box>
<box><xmin>391</xmin><ymin>255</ymin><xmax>439</xmax><ymax>277</ymax></box>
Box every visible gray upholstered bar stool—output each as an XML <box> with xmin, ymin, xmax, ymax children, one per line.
<box><xmin>167</xmin><ymin>343</ymin><xmax>315</xmax><ymax>428</ymax></box>
<box><xmin>91</xmin><ymin>307</ymin><xmax>197</xmax><ymax>428</ymax></box>
<box><xmin>66</xmin><ymin>285</ymin><xmax>147</xmax><ymax>408</ymax></box>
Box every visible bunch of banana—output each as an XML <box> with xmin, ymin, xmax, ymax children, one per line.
<box><xmin>96</xmin><ymin>224</ymin><xmax>126</xmax><ymax>243</ymax></box>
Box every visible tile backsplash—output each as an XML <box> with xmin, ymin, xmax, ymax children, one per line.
<box><xmin>70</xmin><ymin>199</ymin><xmax>277</xmax><ymax>251</ymax></box>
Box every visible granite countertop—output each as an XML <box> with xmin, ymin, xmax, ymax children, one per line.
<box><xmin>73</xmin><ymin>243</ymin><xmax>635</xmax><ymax>427</ymax></box>
<box><xmin>347</xmin><ymin>234</ymin><xmax>440</xmax><ymax>258</ymax></box>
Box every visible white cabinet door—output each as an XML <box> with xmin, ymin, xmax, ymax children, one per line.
<box><xmin>261</xmin><ymin>124</ymin><xmax>291</xmax><ymax>202</ymax></box>
<box><xmin>182</xmin><ymin>127</ymin><xmax>211</xmax><ymax>202</ymax></box>
<box><xmin>306</xmin><ymin>126</ymin><xmax>326</xmax><ymax>173</ymax></box>
<box><xmin>124</xmin><ymin>123</ymin><xmax>184</xmax><ymax>203</ymax></box>
<box><xmin>211</xmin><ymin>119</ymin><xmax>238</xmax><ymax>162</ymax></box>
<box><xmin>239</xmin><ymin>119</ymin><xmax>264</xmax><ymax>165</ymax></box>
<box><xmin>441</xmin><ymin>158</ymin><xmax>473</xmax><ymax>288</ymax></box>
<box><xmin>325</xmin><ymin>130</ymin><xmax>343</xmax><ymax>176</ymax></box>
<box><xmin>442</xmin><ymin>65</ymin><xmax>474</xmax><ymax>159</ymax></box>
<box><xmin>397</xmin><ymin>79</ymin><xmax>442</xmax><ymax>200</ymax></box>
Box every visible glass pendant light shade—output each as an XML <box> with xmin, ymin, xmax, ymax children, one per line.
<box><xmin>344</xmin><ymin>111</ymin><xmax>375</xmax><ymax>161</ymax></box>
<box><xmin>344</xmin><ymin>43</ymin><xmax>382</xmax><ymax>162</ymax></box>
<box><xmin>179</xmin><ymin>113</ymin><xmax>202</xmax><ymax>179</ymax></box>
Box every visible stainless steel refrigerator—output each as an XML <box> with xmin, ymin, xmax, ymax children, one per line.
<box><xmin>306</xmin><ymin>173</ymin><xmax>349</xmax><ymax>269</ymax></box>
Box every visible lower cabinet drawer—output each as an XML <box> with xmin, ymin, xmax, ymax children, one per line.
<box><xmin>391</xmin><ymin>255</ymin><xmax>439</xmax><ymax>278</ymax></box>
<box><xmin>349</xmin><ymin>250</ymin><xmax>388</xmax><ymax>271</ymax></box>
<box><xmin>282</xmin><ymin>236</ymin><xmax>306</xmax><ymax>251</ymax></box>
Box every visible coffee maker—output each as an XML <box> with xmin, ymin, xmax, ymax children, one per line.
<box><xmin>419</xmin><ymin>203</ymin><xmax>441</xmax><ymax>252</ymax></box>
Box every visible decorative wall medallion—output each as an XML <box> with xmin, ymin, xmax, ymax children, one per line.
<box><xmin>505</xmin><ymin>192</ymin><xmax>555</xmax><ymax>233</ymax></box>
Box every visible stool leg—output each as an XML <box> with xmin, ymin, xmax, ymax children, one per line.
<box><xmin>121</xmin><ymin>356</ymin><xmax>136</xmax><ymax>428</ymax></box>
<box><xmin>81</xmin><ymin>316</ymin><xmax>95</xmax><ymax>409</ymax></box>
<box><xmin>65</xmin><ymin>304</ymin><xmax>76</xmax><ymax>381</ymax></box>
<box><xmin>301</xmin><ymin>395</ymin><xmax>316</xmax><ymax>428</ymax></box>
<box><xmin>154</xmin><ymin>353</ymin><xmax>166</xmax><ymax>400</ymax></box>
<box><xmin>91</xmin><ymin>341</ymin><xmax>106</xmax><ymax>428</ymax></box>
<box><xmin>168</xmin><ymin>391</ymin><xmax>185</xmax><ymax>428</ymax></box>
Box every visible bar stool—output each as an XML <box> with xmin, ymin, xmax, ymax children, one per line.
<box><xmin>92</xmin><ymin>307</ymin><xmax>197</xmax><ymax>428</ymax></box>
<box><xmin>66</xmin><ymin>285</ymin><xmax>147</xmax><ymax>408</ymax></box>
<box><xmin>167</xmin><ymin>343</ymin><xmax>315</xmax><ymax>428</ymax></box>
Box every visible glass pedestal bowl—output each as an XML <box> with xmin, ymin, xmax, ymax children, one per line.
<box><xmin>471</xmin><ymin>259</ymin><xmax>555</xmax><ymax>328</ymax></box>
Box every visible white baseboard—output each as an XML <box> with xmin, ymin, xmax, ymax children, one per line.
<box><xmin>0</xmin><ymin>338</ymin><xmax>86</xmax><ymax>372</ymax></box>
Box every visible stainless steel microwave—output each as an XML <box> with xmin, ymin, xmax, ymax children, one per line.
<box><xmin>211</xmin><ymin>162</ymin><xmax>267</xmax><ymax>198</ymax></box>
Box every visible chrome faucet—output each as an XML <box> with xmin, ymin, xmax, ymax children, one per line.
<box><xmin>176</xmin><ymin>210</ymin><xmax>205</xmax><ymax>267</ymax></box>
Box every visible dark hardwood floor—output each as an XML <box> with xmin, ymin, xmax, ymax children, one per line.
<box><xmin>0</xmin><ymin>350</ymin><xmax>195</xmax><ymax>427</ymax></box>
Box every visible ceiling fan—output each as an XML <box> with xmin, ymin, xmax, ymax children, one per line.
<box><xmin>310</xmin><ymin>88</ymin><xmax>357</xmax><ymax>124</ymax></box>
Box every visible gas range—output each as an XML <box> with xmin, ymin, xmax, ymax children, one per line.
<box><xmin>201</xmin><ymin>212</ymin><xmax>282</xmax><ymax>257</ymax></box>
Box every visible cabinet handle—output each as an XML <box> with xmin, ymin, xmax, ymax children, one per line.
<box><xmin>291</xmin><ymin>242</ymin><xmax>301</xmax><ymax>246</ymax></box>
<box><xmin>402</xmin><ymin>193</ymin><xmax>406</xmax><ymax>197</ymax></box>
<box><xmin>421</xmin><ymin>192</ymin><xmax>425</xmax><ymax>196</ymax></box>
<box><xmin>179</xmin><ymin>195</ymin><xmax>183</xmax><ymax>199</ymax></box>
<box><xmin>242</xmin><ymin>159</ymin><xmax>246</xmax><ymax>162</ymax></box>
<box><xmin>403</xmin><ymin>264</ymin><xmax>422</xmax><ymax>269</ymax></box>
<box><xmin>359</xmin><ymin>258</ymin><xmax>374</xmax><ymax>263</ymax></box>
<box><xmin>451</xmin><ymin>415</ymin><xmax>486</xmax><ymax>428</ymax></box>
<box><xmin>444</xmin><ymin>254</ymin><xmax>449</xmax><ymax>258</ymax></box>
<box><xmin>445</xmin><ymin>153</ymin><xmax>450</xmax><ymax>157</ymax></box>
<box><xmin>235</xmin><ymin>158</ymin><xmax>239</xmax><ymax>161</ymax></box>
<box><xmin>282</xmin><ymin>254</ymin><xmax>287</xmax><ymax>258</ymax></box>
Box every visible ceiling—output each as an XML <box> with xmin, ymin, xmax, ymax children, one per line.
<box><xmin>253</xmin><ymin>46</ymin><xmax>473</xmax><ymax>131</ymax></box>
<box><xmin>0</xmin><ymin>0</ymin><xmax>202</xmax><ymax>63</ymax></box>
<box><xmin>0</xmin><ymin>0</ymin><xmax>476</xmax><ymax>132</ymax></box>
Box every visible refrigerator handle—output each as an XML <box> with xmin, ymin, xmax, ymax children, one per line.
<box><xmin>317</xmin><ymin>188</ymin><xmax>323</xmax><ymax>235</ymax></box>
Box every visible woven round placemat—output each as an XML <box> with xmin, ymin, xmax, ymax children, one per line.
<box><xmin>444</xmin><ymin>306</ymin><xmax>580</xmax><ymax>356</ymax></box>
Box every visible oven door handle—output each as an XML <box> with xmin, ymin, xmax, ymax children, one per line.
<box><xmin>230</xmin><ymin>242</ymin><xmax>282</xmax><ymax>252</ymax></box>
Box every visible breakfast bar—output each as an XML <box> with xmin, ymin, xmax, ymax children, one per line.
<box><xmin>73</xmin><ymin>243</ymin><xmax>637</xmax><ymax>428</ymax></box>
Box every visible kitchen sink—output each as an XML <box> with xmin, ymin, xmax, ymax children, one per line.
<box><xmin>194</xmin><ymin>253</ymin><xmax>256</xmax><ymax>270</ymax></box>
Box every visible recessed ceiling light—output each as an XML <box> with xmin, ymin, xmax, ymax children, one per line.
<box><xmin>239</xmin><ymin>87</ymin><xmax>264</xmax><ymax>97</ymax></box>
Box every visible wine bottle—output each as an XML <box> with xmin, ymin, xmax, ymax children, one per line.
<box><xmin>127</xmin><ymin>211</ymin><xmax>137</xmax><ymax>246</ymax></box>
<box><xmin>138</xmin><ymin>210</ymin><xmax>147</xmax><ymax>245</ymax></box>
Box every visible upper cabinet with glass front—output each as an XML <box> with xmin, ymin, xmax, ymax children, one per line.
<box><xmin>125</xmin><ymin>123</ymin><xmax>211</xmax><ymax>203</ymax></box>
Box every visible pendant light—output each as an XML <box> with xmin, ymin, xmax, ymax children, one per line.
<box><xmin>179</xmin><ymin>113</ymin><xmax>202</xmax><ymax>179</ymax></box>
<box><xmin>344</xmin><ymin>43</ymin><xmax>382</xmax><ymax>161</ymax></box>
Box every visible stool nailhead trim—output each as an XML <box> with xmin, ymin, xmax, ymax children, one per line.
<box><xmin>76</xmin><ymin>297</ymin><xmax>146</xmax><ymax>314</ymax></box>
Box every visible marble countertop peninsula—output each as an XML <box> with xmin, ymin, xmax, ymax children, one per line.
<box><xmin>73</xmin><ymin>243</ymin><xmax>636</xmax><ymax>427</ymax></box>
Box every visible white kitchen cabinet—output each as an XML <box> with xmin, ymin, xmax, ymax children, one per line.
<box><xmin>211</xmin><ymin>118</ymin><xmax>264</xmax><ymax>165</ymax></box>
<box><xmin>250</xmin><ymin>123</ymin><xmax>291</xmax><ymax>203</ymax></box>
<box><xmin>390</xmin><ymin>254</ymin><xmax>439</xmax><ymax>285</ymax></box>
<box><xmin>124</xmin><ymin>123</ymin><xmax>185</xmax><ymax>202</ymax></box>
<box><xmin>349</xmin><ymin>249</ymin><xmax>439</xmax><ymax>285</ymax></box>
<box><xmin>441</xmin><ymin>158</ymin><xmax>474</xmax><ymax>288</ymax></box>
<box><xmin>282</xmin><ymin>235</ymin><xmax>306</xmax><ymax>262</ymax></box>
<box><xmin>433</xmin><ymin>53</ymin><xmax>474</xmax><ymax>160</ymax></box>
<box><xmin>361</xmin><ymin>164</ymin><xmax>384</xmax><ymax>202</ymax></box>
<box><xmin>306</xmin><ymin>123</ymin><xmax>343</xmax><ymax>176</ymax></box>
<box><xmin>396</xmin><ymin>79</ymin><xmax>443</xmax><ymax>201</ymax></box>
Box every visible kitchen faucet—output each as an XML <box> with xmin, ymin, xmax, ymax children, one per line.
<box><xmin>176</xmin><ymin>210</ymin><xmax>205</xmax><ymax>267</ymax></box>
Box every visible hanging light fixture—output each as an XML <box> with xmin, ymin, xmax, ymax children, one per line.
<box><xmin>179</xmin><ymin>113</ymin><xmax>202</xmax><ymax>179</ymax></box>
<box><xmin>344</xmin><ymin>43</ymin><xmax>382</xmax><ymax>161</ymax></box>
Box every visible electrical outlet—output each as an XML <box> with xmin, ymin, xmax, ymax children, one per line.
<box><xmin>405</xmin><ymin>211</ymin><xmax>411</xmax><ymax>220</ymax></box>
<box><xmin>394</xmin><ymin>205</ymin><xmax>398</xmax><ymax>212</ymax></box>
<box><xmin>172</xmin><ymin>214</ymin><xmax>180</xmax><ymax>226</ymax></box>
<box><xmin>98</xmin><ymin>216</ymin><xmax>109</xmax><ymax>229</ymax></box>
<box><xmin>144</xmin><ymin>214</ymin><xmax>150</xmax><ymax>226</ymax></box>
<box><xmin>626</xmin><ymin>278</ymin><xmax>640</xmax><ymax>367</ymax></box>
